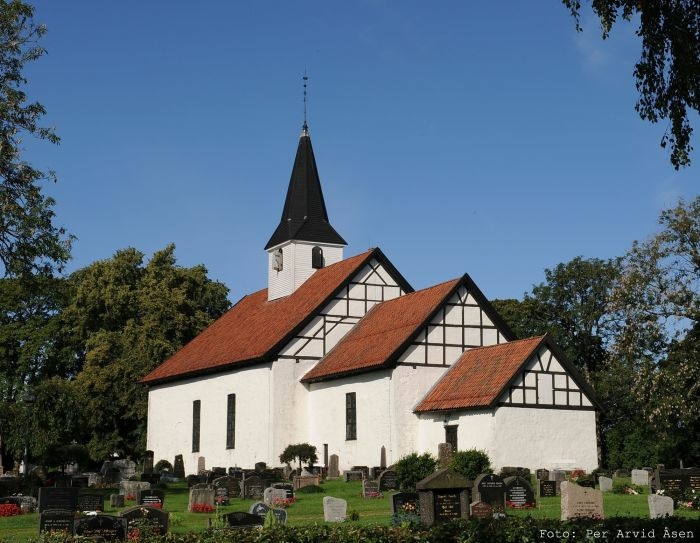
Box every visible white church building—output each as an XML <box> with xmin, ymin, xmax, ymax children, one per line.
<box><xmin>141</xmin><ymin>123</ymin><xmax>600</xmax><ymax>476</ymax></box>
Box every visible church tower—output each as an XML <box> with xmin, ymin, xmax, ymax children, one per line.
<box><xmin>264</xmin><ymin>123</ymin><xmax>346</xmax><ymax>300</ymax></box>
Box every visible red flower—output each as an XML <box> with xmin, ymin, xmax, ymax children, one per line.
<box><xmin>0</xmin><ymin>504</ymin><xmax>21</xmax><ymax>517</ymax></box>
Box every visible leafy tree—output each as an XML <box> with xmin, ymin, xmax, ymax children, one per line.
<box><xmin>0</xmin><ymin>0</ymin><xmax>71</xmax><ymax>277</ymax></box>
<box><xmin>63</xmin><ymin>245</ymin><xmax>230</xmax><ymax>459</ymax></box>
<box><xmin>279</xmin><ymin>443</ymin><xmax>318</xmax><ymax>472</ymax></box>
<box><xmin>563</xmin><ymin>0</ymin><xmax>700</xmax><ymax>169</ymax></box>
<box><xmin>395</xmin><ymin>452</ymin><xmax>438</xmax><ymax>491</ymax></box>
<box><xmin>449</xmin><ymin>449</ymin><xmax>491</xmax><ymax>480</ymax></box>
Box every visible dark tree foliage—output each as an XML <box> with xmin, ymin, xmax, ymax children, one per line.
<box><xmin>279</xmin><ymin>443</ymin><xmax>318</xmax><ymax>472</ymax></box>
<box><xmin>0</xmin><ymin>0</ymin><xmax>71</xmax><ymax>277</ymax></box>
<box><xmin>563</xmin><ymin>0</ymin><xmax>700</xmax><ymax>169</ymax></box>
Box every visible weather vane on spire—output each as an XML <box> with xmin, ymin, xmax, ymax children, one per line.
<box><xmin>303</xmin><ymin>71</ymin><xmax>308</xmax><ymax>131</ymax></box>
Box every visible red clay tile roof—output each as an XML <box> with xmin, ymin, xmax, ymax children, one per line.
<box><xmin>141</xmin><ymin>249</ymin><xmax>388</xmax><ymax>385</ymax></box>
<box><xmin>301</xmin><ymin>278</ymin><xmax>463</xmax><ymax>383</ymax></box>
<box><xmin>414</xmin><ymin>336</ymin><xmax>546</xmax><ymax>412</ymax></box>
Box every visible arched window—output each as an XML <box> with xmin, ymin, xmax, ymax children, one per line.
<box><xmin>312</xmin><ymin>246</ymin><xmax>324</xmax><ymax>269</ymax></box>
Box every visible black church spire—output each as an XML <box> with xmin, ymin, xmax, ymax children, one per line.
<box><xmin>264</xmin><ymin>126</ymin><xmax>346</xmax><ymax>249</ymax></box>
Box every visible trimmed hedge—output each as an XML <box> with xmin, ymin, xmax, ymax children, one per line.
<box><xmin>23</xmin><ymin>516</ymin><xmax>700</xmax><ymax>543</ymax></box>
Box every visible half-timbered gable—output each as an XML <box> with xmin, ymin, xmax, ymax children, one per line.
<box><xmin>278</xmin><ymin>255</ymin><xmax>410</xmax><ymax>361</ymax></box>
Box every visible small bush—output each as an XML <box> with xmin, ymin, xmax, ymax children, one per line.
<box><xmin>395</xmin><ymin>452</ymin><xmax>438</xmax><ymax>491</ymax></box>
<box><xmin>154</xmin><ymin>459</ymin><xmax>173</xmax><ymax>473</ymax></box>
<box><xmin>449</xmin><ymin>449</ymin><xmax>491</xmax><ymax>480</ymax></box>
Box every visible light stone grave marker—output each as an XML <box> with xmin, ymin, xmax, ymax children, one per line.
<box><xmin>648</xmin><ymin>494</ymin><xmax>674</xmax><ymax>519</ymax></box>
<box><xmin>632</xmin><ymin>469</ymin><xmax>650</xmax><ymax>486</ymax></box>
<box><xmin>599</xmin><ymin>476</ymin><xmax>613</xmax><ymax>493</ymax></box>
<box><xmin>560</xmin><ymin>481</ymin><xmax>604</xmax><ymax>520</ymax></box>
<box><xmin>323</xmin><ymin>496</ymin><xmax>347</xmax><ymax>522</ymax></box>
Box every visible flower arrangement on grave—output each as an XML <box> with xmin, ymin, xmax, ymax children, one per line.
<box><xmin>0</xmin><ymin>503</ymin><xmax>21</xmax><ymax>517</ymax></box>
<box><xmin>126</xmin><ymin>494</ymin><xmax>136</xmax><ymax>502</ymax></box>
<box><xmin>391</xmin><ymin>501</ymin><xmax>420</xmax><ymax>528</ymax></box>
<box><xmin>190</xmin><ymin>503</ymin><xmax>214</xmax><ymax>513</ymax></box>
<box><xmin>678</xmin><ymin>488</ymin><xmax>699</xmax><ymax>510</ymax></box>
<box><xmin>506</xmin><ymin>499</ymin><xmax>535</xmax><ymax>509</ymax></box>
<box><xmin>271</xmin><ymin>496</ymin><xmax>296</xmax><ymax>508</ymax></box>
<box><xmin>126</xmin><ymin>507</ymin><xmax>162</xmax><ymax>541</ymax></box>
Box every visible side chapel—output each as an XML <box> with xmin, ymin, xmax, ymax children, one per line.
<box><xmin>141</xmin><ymin>123</ymin><xmax>600</xmax><ymax>475</ymax></box>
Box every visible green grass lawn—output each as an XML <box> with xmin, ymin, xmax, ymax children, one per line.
<box><xmin>0</xmin><ymin>479</ymin><xmax>698</xmax><ymax>543</ymax></box>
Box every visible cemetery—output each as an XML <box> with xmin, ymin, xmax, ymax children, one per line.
<box><xmin>0</xmin><ymin>453</ymin><xmax>699</xmax><ymax>542</ymax></box>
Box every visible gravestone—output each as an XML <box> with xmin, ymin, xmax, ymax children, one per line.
<box><xmin>137</xmin><ymin>488</ymin><xmax>165</xmax><ymax>508</ymax></box>
<box><xmin>381</xmin><ymin>446</ymin><xmax>387</xmax><ymax>469</ymax></box>
<box><xmin>560</xmin><ymin>481</ymin><xmax>604</xmax><ymax>520</ymax></box>
<box><xmin>437</xmin><ymin>443</ymin><xmax>453</xmax><ymax>469</ymax></box>
<box><xmin>214</xmin><ymin>486</ymin><xmax>229</xmax><ymax>506</ymax></box>
<box><xmin>77</xmin><ymin>493</ymin><xmax>105</xmax><ymax>512</ymax></box>
<box><xmin>271</xmin><ymin>507</ymin><xmax>288</xmax><ymax>524</ymax></box>
<box><xmin>143</xmin><ymin>450</ymin><xmax>154</xmax><ymax>474</ymax></box>
<box><xmin>114</xmin><ymin>459</ymin><xmax>136</xmax><ymax>481</ymax></box>
<box><xmin>173</xmin><ymin>455</ymin><xmax>185</xmax><ymax>478</ymax></box>
<box><xmin>120</xmin><ymin>480</ymin><xmax>151</xmax><ymax>499</ymax></box>
<box><xmin>654</xmin><ymin>467</ymin><xmax>700</xmax><ymax>503</ymax></box>
<box><xmin>263</xmin><ymin>487</ymin><xmax>273</xmax><ymax>505</ymax></box>
<box><xmin>504</xmin><ymin>476</ymin><xmax>535</xmax><ymax>509</ymax></box>
<box><xmin>599</xmin><ymin>476</ymin><xmax>613</xmax><ymax>493</ymax></box>
<box><xmin>323</xmin><ymin>496</ymin><xmax>347</xmax><ymax>522</ymax></box>
<box><xmin>255</xmin><ymin>462</ymin><xmax>267</xmax><ymax>473</ymax></box>
<box><xmin>648</xmin><ymin>494</ymin><xmax>674</xmax><ymax>519</ymax></box>
<box><xmin>87</xmin><ymin>472</ymin><xmax>102</xmax><ymax>487</ymax></box>
<box><xmin>378</xmin><ymin>469</ymin><xmax>398</xmax><ymax>491</ymax></box>
<box><xmin>613</xmin><ymin>468</ymin><xmax>630</xmax><ymax>478</ymax></box>
<box><xmin>632</xmin><ymin>469</ymin><xmax>650</xmax><ymax>486</ymax></box>
<box><xmin>243</xmin><ymin>475</ymin><xmax>264</xmax><ymax>499</ymax></box>
<box><xmin>470</xmin><ymin>501</ymin><xmax>494</xmax><ymax>520</ymax></box>
<box><xmin>294</xmin><ymin>474</ymin><xmax>320</xmax><ymax>489</ymax></box>
<box><xmin>538</xmin><ymin>480</ymin><xmax>557</xmax><ymax>498</ymax></box>
<box><xmin>352</xmin><ymin>466</ymin><xmax>369</xmax><ymax>479</ymax></box>
<box><xmin>271</xmin><ymin>482</ymin><xmax>294</xmax><ymax>499</ymax></box>
<box><xmin>39</xmin><ymin>509</ymin><xmax>75</xmax><ymax>534</ymax></box>
<box><xmin>328</xmin><ymin>455</ymin><xmax>340</xmax><ymax>478</ymax></box>
<box><xmin>74</xmin><ymin>515</ymin><xmax>128</xmax><ymax>540</ymax></box>
<box><xmin>38</xmin><ymin>487</ymin><xmax>79</xmax><ymax>513</ymax></box>
<box><xmin>416</xmin><ymin>468</ymin><xmax>471</xmax><ymax>525</ymax></box>
<box><xmin>197</xmin><ymin>456</ymin><xmax>206</xmax><ymax>474</ymax></box>
<box><xmin>343</xmin><ymin>470</ymin><xmax>363</xmax><ymax>482</ymax></box>
<box><xmin>549</xmin><ymin>470</ymin><xmax>567</xmax><ymax>493</ymax></box>
<box><xmin>249</xmin><ymin>501</ymin><xmax>270</xmax><ymax>518</ymax></box>
<box><xmin>120</xmin><ymin>505</ymin><xmax>169</xmax><ymax>536</ymax></box>
<box><xmin>225</xmin><ymin>511</ymin><xmax>264</xmax><ymax>529</ymax></box>
<box><xmin>536</xmin><ymin>469</ymin><xmax>550</xmax><ymax>481</ymax></box>
<box><xmin>71</xmin><ymin>475</ymin><xmax>89</xmax><ymax>488</ymax></box>
<box><xmin>391</xmin><ymin>492</ymin><xmax>419</xmax><ymax>515</ymax></box>
<box><xmin>110</xmin><ymin>494</ymin><xmax>125</xmax><ymax>508</ymax></box>
<box><xmin>213</xmin><ymin>475</ymin><xmax>242</xmax><ymax>499</ymax></box>
<box><xmin>188</xmin><ymin>487</ymin><xmax>215</xmax><ymax>511</ymax></box>
<box><xmin>265</xmin><ymin>487</ymin><xmax>287</xmax><ymax>505</ymax></box>
<box><xmin>370</xmin><ymin>466</ymin><xmax>383</xmax><ymax>480</ymax></box>
<box><xmin>362</xmin><ymin>480</ymin><xmax>380</xmax><ymax>498</ymax></box>
<box><xmin>473</xmin><ymin>474</ymin><xmax>506</xmax><ymax>518</ymax></box>
<box><xmin>578</xmin><ymin>479</ymin><xmax>596</xmax><ymax>489</ymax></box>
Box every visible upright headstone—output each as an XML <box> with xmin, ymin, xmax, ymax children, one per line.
<box><xmin>137</xmin><ymin>488</ymin><xmax>165</xmax><ymax>508</ymax></box>
<box><xmin>120</xmin><ymin>505</ymin><xmax>169</xmax><ymax>536</ymax></box>
<box><xmin>73</xmin><ymin>515</ymin><xmax>128</xmax><ymax>540</ymax></box>
<box><xmin>538</xmin><ymin>480</ymin><xmax>557</xmax><ymax>498</ymax></box>
<box><xmin>378</xmin><ymin>469</ymin><xmax>399</xmax><ymax>491</ymax></box>
<box><xmin>437</xmin><ymin>443</ymin><xmax>453</xmax><ymax>469</ymax></box>
<box><xmin>536</xmin><ymin>469</ymin><xmax>550</xmax><ymax>481</ymax></box>
<box><xmin>323</xmin><ymin>496</ymin><xmax>347</xmax><ymax>522</ymax></box>
<box><xmin>143</xmin><ymin>450</ymin><xmax>154</xmax><ymax>474</ymax></box>
<box><xmin>243</xmin><ymin>475</ymin><xmax>264</xmax><ymax>499</ymax></box>
<box><xmin>188</xmin><ymin>487</ymin><xmax>215</xmax><ymax>512</ymax></box>
<box><xmin>271</xmin><ymin>482</ymin><xmax>294</xmax><ymax>499</ymax></box>
<box><xmin>362</xmin><ymin>480</ymin><xmax>380</xmax><ymax>498</ymax></box>
<box><xmin>648</xmin><ymin>494</ymin><xmax>674</xmax><ymax>519</ymax></box>
<box><xmin>391</xmin><ymin>492</ymin><xmax>419</xmax><ymax>515</ymax></box>
<box><xmin>77</xmin><ymin>493</ymin><xmax>105</xmax><ymax>512</ymax></box>
<box><xmin>225</xmin><ymin>511</ymin><xmax>264</xmax><ymax>529</ymax></box>
<box><xmin>343</xmin><ymin>470</ymin><xmax>363</xmax><ymax>482</ymax></box>
<box><xmin>473</xmin><ymin>474</ymin><xmax>506</xmax><ymax>518</ymax></box>
<box><xmin>504</xmin><ymin>476</ymin><xmax>535</xmax><ymax>509</ymax></box>
<box><xmin>380</xmin><ymin>446</ymin><xmax>387</xmax><ymax>469</ymax></box>
<box><xmin>173</xmin><ymin>455</ymin><xmax>185</xmax><ymax>478</ymax></box>
<box><xmin>39</xmin><ymin>509</ymin><xmax>75</xmax><ymax>535</ymax></box>
<box><xmin>213</xmin><ymin>475</ymin><xmax>242</xmax><ymax>499</ymax></box>
<box><xmin>328</xmin><ymin>455</ymin><xmax>340</xmax><ymax>478</ymax></box>
<box><xmin>416</xmin><ymin>468</ymin><xmax>471</xmax><ymax>525</ymax></box>
<box><xmin>249</xmin><ymin>501</ymin><xmax>270</xmax><ymax>518</ymax></box>
<box><xmin>599</xmin><ymin>476</ymin><xmax>613</xmax><ymax>493</ymax></box>
<box><xmin>197</xmin><ymin>456</ymin><xmax>206</xmax><ymax>474</ymax></box>
<box><xmin>549</xmin><ymin>470</ymin><xmax>567</xmax><ymax>493</ymax></box>
<box><xmin>632</xmin><ymin>469</ymin><xmax>650</xmax><ymax>486</ymax></box>
<box><xmin>110</xmin><ymin>494</ymin><xmax>125</xmax><ymax>508</ymax></box>
<box><xmin>38</xmin><ymin>487</ymin><xmax>79</xmax><ymax>513</ymax></box>
<box><xmin>560</xmin><ymin>481</ymin><xmax>604</xmax><ymax>520</ymax></box>
<box><xmin>469</xmin><ymin>501</ymin><xmax>494</xmax><ymax>520</ymax></box>
<box><xmin>352</xmin><ymin>466</ymin><xmax>369</xmax><ymax>480</ymax></box>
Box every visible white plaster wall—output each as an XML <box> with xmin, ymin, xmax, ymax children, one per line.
<box><xmin>307</xmin><ymin>371</ymin><xmax>391</xmax><ymax>471</ymax></box>
<box><xmin>390</xmin><ymin>364</ymin><xmax>451</xmax><ymax>461</ymax></box>
<box><xmin>146</xmin><ymin>363</ymin><xmax>273</xmax><ymax>474</ymax></box>
<box><xmin>267</xmin><ymin>241</ymin><xmax>344</xmax><ymax>300</ymax></box>
<box><xmin>416</xmin><ymin>410</ymin><xmax>495</xmax><ymax>455</ymax></box>
<box><xmin>490</xmin><ymin>407</ymin><xmax>598</xmax><ymax>472</ymax></box>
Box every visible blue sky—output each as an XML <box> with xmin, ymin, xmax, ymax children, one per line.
<box><xmin>26</xmin><ymin>1</ymin><xmax>697</xmax><ymax>302</ymax></box>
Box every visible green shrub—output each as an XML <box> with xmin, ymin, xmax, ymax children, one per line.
<box><xmin>449</xmin><ymin>449</ymin><xmax>491</xmax><ymax>480</ymax></box>
<box><xmin>395</xmin><ymin>452</ymin><xmax>438</xmax><ymax>491</ymax></box>
<box><xmin>154</xmin><ymin>459</ymin><xmax>172</xmax><ymax>473</ymax></box>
